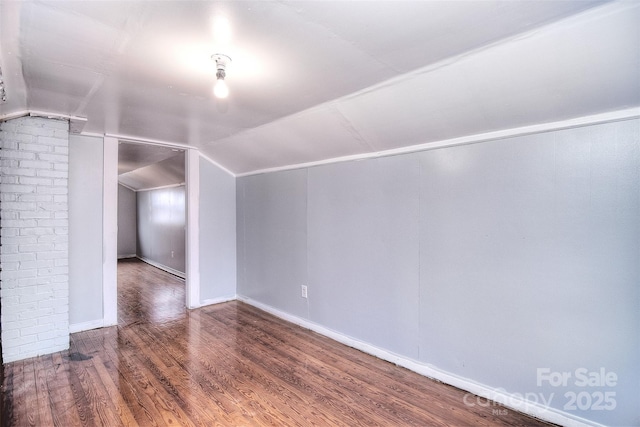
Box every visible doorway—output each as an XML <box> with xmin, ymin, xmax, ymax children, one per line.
<box><xmin>103</xmin><ymin>137</ymin><xmax>200</xmax><ymax>326</ymax></box>
<box><xmin>118</xmin><ymin>142</ymin><xmax>186</xmax><ymax>275</ymax></box>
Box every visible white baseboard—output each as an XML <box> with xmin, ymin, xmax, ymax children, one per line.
<box><xmin>118</xmin><ymin>254</ymin><xmax>137</xmax><ymax>259</ymax></box>
<box><xmin>199</xmin><ymin>295</ymin><xmax>237</xmax><ymax>307</ymax></box>
<box><xmin>70</xmin><ymin>319</ymin><xmax>105</xmax><ymax>333</ymax></box>
<box><xmin>237</xmin><ymin>295</ymin><xmax>603</xmax><ymax>427</ymax></box>
<box><xmin>138</xmin><ymin>256</ymin><xmax>186</xmax><ymax>279</ymax></box>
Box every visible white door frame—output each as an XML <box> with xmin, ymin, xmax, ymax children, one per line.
<box><xmin>102</xmin><ymin>137</ymin><xmax>200</xmax><ymax>326</ymax></box>
<box><xmin>185</xmin><ymin>148</ymin><xmax>200</xmax><ymax>308</ymax></box>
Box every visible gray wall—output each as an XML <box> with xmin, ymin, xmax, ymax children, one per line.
<box><xmin>199</xmin><ymin>157</ymin><xmax>237</xmax><ymax>301</ymax></box>
<box><xmin>237</xmin><ymin>118</ymin><xmax>640</xmax><ymax>426</ymax></box>
<box><xmin>68</xmin><ymin>134</ymin><xmax>104</xmax><ymax>328</ymax></box>
<box><xmin>117</xmin><ymin>184</ymin><xmax>137</xmax><ymax>258</ymax></box>
<box><xmin>137</xmin><ymin>185</ymin><xmax>185</xmax><ymax>275</ymax></box>
<box><xmin>238</xmin><ymin>169</ymin><xmax>308</xmax><ymax>318</ymax></box>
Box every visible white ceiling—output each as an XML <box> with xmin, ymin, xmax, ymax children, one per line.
<box><xmin>1</xmin><ymin>1</ymin><xmax>639</xmax><ymax>176</ymax></box>
<box><xmin>118</xmin><ymin>142</ymin><xmax>184</xmax><ymax>191</ymax></box>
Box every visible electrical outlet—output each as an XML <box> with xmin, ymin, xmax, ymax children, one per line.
<box><xmin>301</xmin><ymin>285</ymin><xmax>308</xmax><ymax>298</ymax></box>
<box><xmin>171</xmin><ymin>251</ymin><xmax>175</xmax><ymax>258</ymax></box>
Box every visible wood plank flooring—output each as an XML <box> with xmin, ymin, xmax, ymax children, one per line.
<box><xmin>2</xmin><ymin>259</ymin><xmax>554</xmax><ymax>426</ymax></box>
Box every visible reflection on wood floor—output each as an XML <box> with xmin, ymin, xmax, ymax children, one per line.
<box><xmin>1</xmin><ymin>259</ymin><xmax>554</xmax><ymax>426</ymax></box>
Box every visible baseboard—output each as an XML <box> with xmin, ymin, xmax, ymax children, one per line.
<box><xmin>200</xmin><ymin>295</ymin><xmax>237</xmax><ymax>307</ymax></box>
<box><xmin>137</xmin><ymin>256</ymin><xmax>186</xmax><ymax>279</ymax></box>
<box><xmin>117</xmin><ymin>254</ymin><xmax>137</xmax><ymax>259</ymax></box>
<box><xmin>237</xmin><ymin>295</ymin><xmax>603</xmax><ymax>427</ymax></box>
<box><xmin>69</xmin><ymin>319</ymin><xmax>105</xmax><ymax>333</ymax></box>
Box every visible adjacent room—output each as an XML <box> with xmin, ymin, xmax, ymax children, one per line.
<box><xmin>0</xmin><ymin>1</ymin><xmax>638</xmax><ymax>426</ymax></box>
<box><xmin>117</xmin><ymin>142</ymin><xmax>187</xmax><ymax>279</ymax></box>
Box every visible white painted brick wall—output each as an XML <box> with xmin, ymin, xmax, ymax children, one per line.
<box><xmin>0</xmin><ymin>116</ymin><xmax>70</xmax><ymax>363</ymax></box>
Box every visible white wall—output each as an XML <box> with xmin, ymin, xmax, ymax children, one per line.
<box><xmin>236</xmin><ymin>118</ymin><xmax>640</xmax><ymax>427</ymax></box>
<box><xmin>117</xmin><ymin>184</ymin><xmax>137</xmax><ymax>258</ymax></box>
<box><xmin>0</xmin><ymin>117</ymin><xmax>70</xmax><ymax>362</ymax></box>
<box><xmin>137</xmin><ymin>185</ymin><xmax>186</xmax><ymax>276</ymax></box>
<box><xmin>68</xmin><ymin>135</ymin><xmax>104</xmax><ymax>331</ymax></box>
<box><xmin>199</xmin><ymin>156</ymin><xmax>236</xmax><ymax>303</ymax></box>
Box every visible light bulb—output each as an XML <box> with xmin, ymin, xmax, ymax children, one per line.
<box><xmin>214</xmin><ymin>78</ymin><xmax>229</xmax><ymax>99</ymax></box>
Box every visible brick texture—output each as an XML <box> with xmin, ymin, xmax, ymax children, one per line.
<box><xmin>0</xmin><ymin>116</ymin><xmax>70</xmax><ymax>362</ymax></box>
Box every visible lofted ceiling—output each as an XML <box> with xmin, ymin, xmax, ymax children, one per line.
<box><xmin>0</xmin><ymin>0</ymin><xmax>639</xmax><ymax>176</ymax></box>
<box><xmin>118</xmin><ymin>142</ymin><xmax>185</xmax><ymax>191</ymax></box>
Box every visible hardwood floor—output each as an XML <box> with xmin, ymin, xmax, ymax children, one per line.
<box><xmin>2</xmin><ymin>259</ymin><xmax>554</xmax><ymax>426</ymax></box>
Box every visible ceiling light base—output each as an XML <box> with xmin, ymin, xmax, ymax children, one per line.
<box><xmin>211</xmin><ymin>54</ymin><xmax>231</xmax><ymax>70</ymax></box>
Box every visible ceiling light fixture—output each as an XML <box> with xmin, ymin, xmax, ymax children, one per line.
<box><xmin>212</xmin><ymin>54</ymin><xmax>231</xmax><ymax>99</ymax></box>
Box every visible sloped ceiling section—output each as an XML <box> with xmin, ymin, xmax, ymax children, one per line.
<box><xmin>1</xmin><ymin>1</ymin><xmax>638</xmax><ymax>175</ymax></box>
<box><xmin>118</xmin><ymin>142</ymin><xmax>185</xmax><ymax>191</ymax></box>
